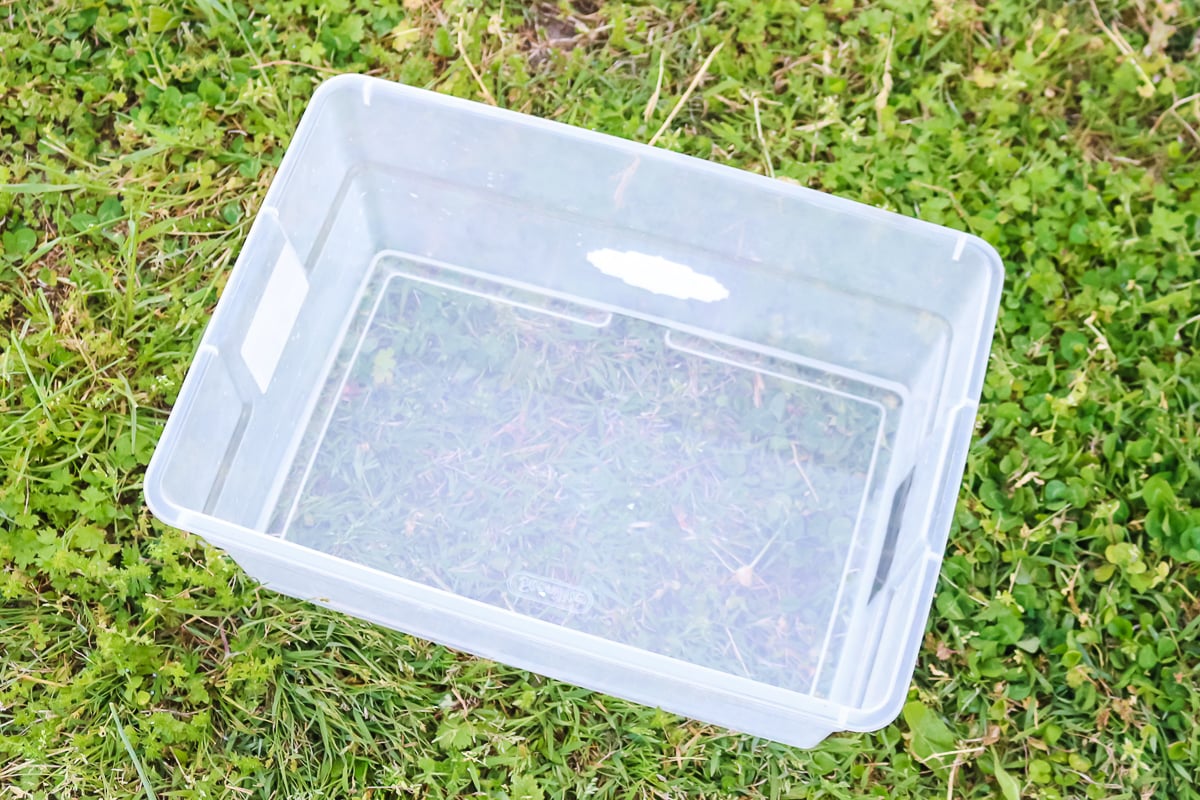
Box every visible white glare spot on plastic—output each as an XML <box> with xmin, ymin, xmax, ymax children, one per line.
<box><xmin>241</xmin><ymin>242</ymin><xmax>308</xmax><ymax>392</ymax></box>
<box><xmin>586</xmin><ymin>248</ymin><xmax>730</xmax><ymax>302</ymax></box>
<box><xmin>952</xmin><ymin>234</ymin><xmax>967</xmax><ymax>262</ymax></box>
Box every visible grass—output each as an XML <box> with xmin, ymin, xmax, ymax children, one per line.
<box><xmin>284</xmin><ymin>264</ymin><xmax>884</xmax><ymax>694</ymax></box>
<box><xmin>1</xmin><ymin>0</ymin><xmax>1198</xmax><ymax>798</ymax></box>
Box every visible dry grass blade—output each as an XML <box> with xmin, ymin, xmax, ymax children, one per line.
<box><xmin>648</xmin><ymin>40</ymin><xmax>724</xmax><ymax>147</ymax></box>
<box><xmin>644</xmin><ymin>49</ymin><xmax>666</xmax><ymax>122</ymax></box>
<box><xmin>457</xmin><ymin>26</ymin><xmax>498</xmax><ymax>106</ymax></box>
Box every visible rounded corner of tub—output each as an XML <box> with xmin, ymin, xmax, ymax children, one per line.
<box><xmin>303</xmin><ymin>73</ymin><xmax>377</xmax><ymax>120</ymax></box>
<box><xmin>777</xmin><ymin>726</ymin><xmax>837</xmax><ymax>750</ymax></box>
<box><xmin>312</xmin><ymin>72</ymin><xmax>371</xmax><ymax>98</ymax></box>
<box><xmin>313</xmin><ymin>73</ymin><xmax>413</xmax><ymax>111</ymax></box>
<box><xmin>841</xmin><ymin>686</ymin><xmax>911</xmax><ymax>736</ymax></box>
<box><xmin>962</xmin><ymin>234</ymin><xmax>1006</xmax><ymax>283</ymax></box>
<box><xmin>143</xmin><ymin>461</ymin><xmax>184</xmax><ymax>530</ymax></box>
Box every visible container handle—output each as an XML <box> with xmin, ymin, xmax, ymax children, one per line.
<box><xmin>209</xmin><ymin>209</ymin><xmax>309</xmax><ymax>395</ymax></box>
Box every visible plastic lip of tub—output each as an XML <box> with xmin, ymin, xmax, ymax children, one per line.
<box><xmin>145</xmin><ymin>74</ymin><xmax>1003</xmax><ymax>748</ymax></box>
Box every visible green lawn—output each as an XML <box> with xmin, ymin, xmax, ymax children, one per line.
<box><xmin>2</xmin><ymin>0</ymin><xmax>1199</xmax><ymax>797</ymax></box>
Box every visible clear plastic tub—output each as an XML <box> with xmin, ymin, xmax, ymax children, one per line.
<box><xmin>145</xmin><ymin>74</ymin><xmax>1003</xmax><ymax>747</ymax></box>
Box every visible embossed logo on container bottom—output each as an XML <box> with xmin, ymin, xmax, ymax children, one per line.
<box><xmin>507</xmin><ymin>572</ymin><xmax>593</xmax><ymax>614</ymax></box>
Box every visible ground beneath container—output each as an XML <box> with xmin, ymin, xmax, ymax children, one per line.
<box><xmin>279</xmin><ymin>254</ymin><xmax>901</xmax><ymax>696</ymax></box>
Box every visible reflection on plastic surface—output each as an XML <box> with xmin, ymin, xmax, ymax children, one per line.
<box><xmin>586</xmin><ymin>248</ymin><xmax>730</xmax><ymax>302</ymax></box>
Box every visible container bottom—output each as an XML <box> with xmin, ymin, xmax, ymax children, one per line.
<box><xmin>270</xmin><ymin>252</ymin><xmax>904</xmax><ymax>698</ymax></box>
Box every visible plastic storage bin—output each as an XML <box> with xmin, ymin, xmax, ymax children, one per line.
<box><xmin>145</xmin><ymin>74</ymin><xmax>1003</xmax><ymax>747</ymax></box>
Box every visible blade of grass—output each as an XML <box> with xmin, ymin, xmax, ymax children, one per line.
<box><xmin>648</xmin><ymin>40</ymin><xmax>724</xmax><ymax>147</ymax></box>
<box><xmin>108</xmin><ymin>704</ymin><xmax>159</xmax><ymax>800</ymax></box>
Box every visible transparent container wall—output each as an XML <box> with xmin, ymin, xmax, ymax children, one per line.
<box><xmin>149</xmin><ymin>76</ymin><xmax>1002</xmax><ymax>732</ymax></box>
<box><xmin>272</xmin><ymin>262</ymin><xmax>901</xmax><ymax>697</ymax></box>
<box><xmin>154</xmin><ymin>181</ymin><xmax>374</xmax><ymax>532</ymax></box>
<box><xmin>314</xmin><ymin>81</ymin><xmax>995</xmax><ymax>412</ymax></box>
